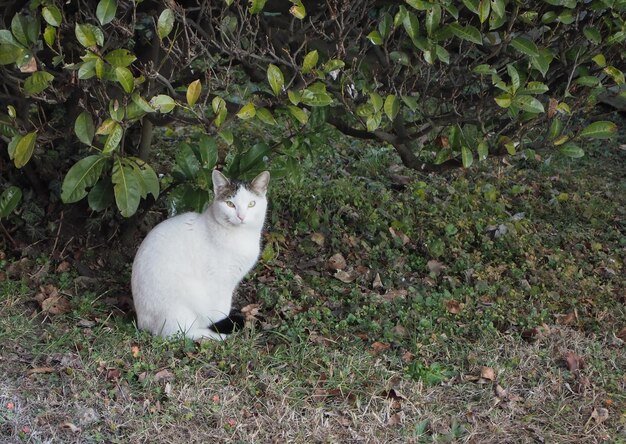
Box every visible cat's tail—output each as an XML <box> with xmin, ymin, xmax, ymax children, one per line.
<box><xmin>208</xmin><ymin>311</ymin><xmax>246</xmax><ymax>335</ymax></box>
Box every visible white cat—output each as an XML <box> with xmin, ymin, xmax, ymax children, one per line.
<box><xmin>131</xmin><ymin>170</ymin><xmax>270</xmax><ymax>340</ymax></box>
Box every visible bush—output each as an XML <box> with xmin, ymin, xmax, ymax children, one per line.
<box><xmin>0</xmin><ymin>0</ymin><xmax>623</xmax><ymax>218</ymax></box>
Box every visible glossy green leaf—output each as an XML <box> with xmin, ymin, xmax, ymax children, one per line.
<box><xmin>378</xmin><ymin>12</ymin><xmax>393</xmax><ymax>38</ymax></box>
<box><xmin>103</xmin><ymin>122</ymin><xmax>123</xmax><ymax>153</ymax></box>
<box><xmin>367</xmin><ymin>30</ymin><xmax>383</xmax><ymax>45</ymax></box>
<box><xmin>477</xmin><ymin>141</ymin><xmax>488</xmax><ymax>161</ymax></box>
<box><xmin>0</xmin><ymin>44</ymin><xmax>22</xmax><ymax>65</ymax></box>
<box><xmin>531</xmin><ymin>48</ymin><xmax>553</xmax><ymax>77</ymax></box>
<box><xmin>13</xmin><ymin>131</ymin><xmax>37</xmax><ymax>168</ymax></box>
<box><xmin>286</xmin><ymin>105</ymin><xmax>308</xmax><ymax>124</ymax></box>
<box><xmin>131</xmin><ymin>93</ymin><xmax>156</xmax><ymax>113</ymax></box>
<box><xmin>449</xmin><ymin>23</ymin><xmax>482</xmax><ymax>45</ymax></box>
<box><xmin>75</xmin><ymin>23</ymin><xmax>100</xmax><ymax>48</ymax></box>
<box><xmin>42</xmin><ymin>6</ymin><xmax>62</xmax><ymax>27</ymax></box>
<box><xmin>96</xmin><ymin>118</ymin><xmax>116</xmax><ymax>135</ymax></box>
<box><xmin>302</xmin><ymin>50</ymin><xmax>318</xmax><ymax>74</ymax></box>
<box><xmin>548</xmin><ymin>118</ymin><xmax>563</xmax><ymax>140</ymax></box>
<box><xmin>158</xmin><ymin>9</ymin><xmax>175</xmax><ymax>39</ymax></box>
<box><xmin>61</xmin><ymin>155</ymin><xmax>108</xmax><ymax>203</ymax></box>
<box><xmin>113</xmin><ymin>66</ymin><xmax>133</xmax><ymax>93</ymax></box>
<box><xmin>198</xmin><ymin>135</ymin><xmax>218</xmax><ymax>169</ymax></box>
<box><xmin>75</xmin><ymin>112</ymin><xmax>95</xmax><ymax>145</ymax></box>
<box><xmin>24</xmin><ymin>71</ymin><xmax>54</xmax><ymax>95</ymax></box>
<box><xmin>478</xmin><ymin>0</ymin><xmax>490</xmax><ymax>23</ymax></box>
<box><xmin>425</xmin><ymin>5</ymin><xmax>441</xmax><ymax>36</ymax></box>
<box><xmin>267</xmin><ymin>64</ymin><xmax>284</xmax><ymax>96</ymax></box>
<box><xmin>604</xmin><ymin>66</ymin><xmax>625</xmax><ymax>85</ymax></box>
<box><xmin>583</xmin><ymin>27</ymin><xmax>601</xmax><ymax>44</ymax></box>
<box><xmin>384</xmin><ymin>94</ymin><xmax>399</xmax><ymax>121</ymax></box>
<box><xmin>112</xmin><ymin>158</ymin><xmax>141</xmax><ymax>217</ymax></box>
<box><xmin>510</xmin><ymin>37</ymin><xmax>539</xmax><ymax>58</ymax></box>
<box><xmin>461</xmin><ymin>0</ymin><xmax>479</xmax><ymax>14</ymax></box>
<box><xmin>490</xmin><ymin>0</ymin><xmax>505</xmax><ymax>18</ymax></box>
<box><xmin>88</xmin><ymin>179</ymin><xmax>114</xmax><ymax>211</ymax></box>
<box><xmin>256</xmin><ymin>107</ymin><xmax>277</xmax><ymax>126</ymax></box>
<box><xmin>0</xmin><ymin>186</ymin><xmax>22</xmax><ymax>218</ymax></box>
<box><xmin>236</xmin><ymin>102</ymin><xmax>256</xmax><ymax>119</ymax></box>
<box><xmin>579</xmin><ymin>121</ymin><xmax>618</xmax><ymax>139</ymax></box>
<box><xmin>150</xmin><ymin>94</ymin><xmax>176</xmax><ymax>113</ymax></box>
<box><xmin>78</xmin><ymin>60</ymin><xmax>96</xmax><ymax>79</ymax></box>
<box><xmin>239</xmin><ymin>142</ymin><xmax>271</xmax><ymax>173</ymax></box>
<box><xmin>366</xmin><ymin>112</ymin><xmax>382</xmax><ymax>132</ymax></box>
<box><xmin>402</xmin><ymin>11</ymin><xmax>420</xmax><ymax>41</ymax></box>
<box><xmin>175</xmin><ymin>143</ymin><xmax>201</xmax><ymax>179</ymax></box>
<box><xmin>473</xmin><ymin>64</ymin><xmax>496</xmax><ymax>75</ymax></box>
<box><xmin>523</xmin><ymin>81</ymin><xmax>549</xmax><ymax>94</ymax></box>
<box><xmin>461</xmin><ymin>146</ymin><xmax>474</xmax><ymax>168</ymax></box>
<box><xmin>514</xmin><ymin>95</ymin><xmax>544</xmax><ymax>113</ymax></box>
<box><xmin>186</xmin><ymin>79</ymin><xmax>201</xmax><ymax>106</ymax></box>
<box><xmin>105</xmin><ymin>48</ymin><xmax>136</xmax><ymax>67</ymax></box>
<box><xmin>11</xmin><ymin>14</ymin><xmax>31</xmax><ymax>46</ymax></box>
<box><xmin>494</xmin><ymin>94</ymin><xmax>512</xmax><ymax>108</ymax></box>
<box><xmin>128</xmin><ymin>157</ymin><xmax>159</xmax><ymax>199</ymax></box>
<box><xmin>43</xmin><ymin>26</ymin><xmax>56</xmax><ymax>48</ymax></box>
<box><xmin>249</xmin><ymin>0</ymin><xmax>267</xmax><ymax>14</ymax></box>
<box><xmin>96</xmin><ymin>0</ymin><xmax>117</xmax><ymax>25</ymax></box>
<box><xmin>560</xmin><ymin>143</ymin><xmax>584</xmax><ymax>158</ymax></box>
<box><xmin>507</xmin><ymin>63</ymin><xmax>520</xmax><ymax>92</ymax></box>
<box><xmin>289</xmin><ymin>4</ymin><xmax>306</xmax><ymax>19</ymax></box>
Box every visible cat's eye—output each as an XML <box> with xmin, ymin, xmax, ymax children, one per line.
<box><xmin>248</xmin><ymin>201</ymin><xmax>256</xmax><ymax>208</ymax></box>
<box><xmin>226</xmin><ymin>201</ymin><xmax>235</xmax><ymax>208</ymax></box>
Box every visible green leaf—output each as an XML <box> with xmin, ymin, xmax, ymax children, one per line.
<box><xmin>75</xmin><ymin>23</ymin><xmax>100</xmax><ymax>48</ymax></box>
<box><xmin>583</xmin><ymin>26</ymin><xmax>601</xmax><ymax>44</ymax></box>
<box><xmin>592</xmin><ymin>54</ymin><xmax>606</xmax><ymax>68</ymax></box>
<box><xmin>514</xmin><ymin>95</ymin><xmax>544</xmax><ymax>114</ymax></box>
<box><xmin>109</xmin><ymin>99</ymin><xmax>125</xmax><ymax>122</ymax></box>
<box><xmin>378</xmin><ymin>12</ymin><xmax>393</xmax><ymax>39</ymax></box>
<box><xmin>128</xmin><ymin>157</ymin><xmax>159</xmax><ymax>199</ymax></box>
<box><xmin>384</xmin><ymin>94</ymin><xmax>400</xmax><ymax>121</ymax></box>
<box><xmin>403</xmin><ymin>11</ymin><xmax>420</xmax><ymax>41</ymax></box>
<box><xmin>236</xmin><ymin>102</ymin><xmax>256</xmax><ymax>119</ymax></box>
<box><xmin>366</xmin><ymin>112</ymin><xmax>382</xmax><ymax>132</ymax></box>
<box><xmin>96</xmin><ymin>0</ymin><xmax>117</xmax><ymax>26</ymax></box>
<box><xmin>24</xmin><ymin>71</ymin><xmax>54</xmax><ymax>95</ymax></box>
<box><xmin>425</xmin><ymin>5</ymin><xmax>441</xmax><ymax>36</ymax></box>
<box><xmin>370</xmin><ymin>93</ymin><xmax>383</xmax><ymax>112</ymax></box>
<box><xmin>43</xmin><ymin>26</ymin><xmax>56</xmax><ymax>48</ymax></box>
<box><xmin>249</xmin><ymin>0</ymin><xmax>267</xmax><ymax>14</ymax></box>
<box><xmin>75</xmin><ymin>112</ymin><xmax>95</xmax><ymax>145</ymax></box>
<box><xmin>103</xmin><ymin>122</ymin><xmax>123</xmax><ymax>153</ymax></box>
<box><xmin>219</xmin><ymin>130</ymin><xmax>234</xmax><ymax>145</ymax></box>
<box><xmin>473</xmin><ymin>64</ymin><xmax>496</xmax><ymax>75</ymax></box>
<box><xmin>604</xmin><ymin>66</ymin><xmax>625</xmax><ymax>85</ymax></box>
<box><xmin>61</xmin><ymin>155</ymin><xmax>108</xmax><ymax>203</ymax></box>
<box><xmin>0</xmin><ymin>44</ymin><xmax>22</xmax><ymax>65</ymax></box>
<box><xmin>175</xmin><ymin>143</ymin><xmax>201</xmax><ymax>179</ymax></box>
<box><xmin>186</xmin><ymin>79</ymin><xmax>201</xmax><ymax>106</ymax></box>
<box><xmin>548</xmin><ymin>118</ymin><xmax>563</xmax><ymax>140</ymax></box>
<box><xmin>115</xmin><ymin>66</ymin><xmax>134</xmax><ymax>93</ymax></box>
<box><xmin>131</xmin><ymin>93</ymin><xmax>156</xmax><ymax>113</ymax></box>
<box><xmin>88</xmin><ymin>179</ymin><xmax>114</xmax><ymax>211</ymax></box>
<box><xmin>490</xmin><ymin>0</ymin><xmax>505</xmax><ymax>18</ymax></box>
<box><xmin>531</xmin><ymin>48</ymin><xmax>553</xmax><ymax>77</ymax></box>
<box><xmin>198</xmin><ymin>135</ymin><xmax>218</xmax><ymax>169</ymax></box>
<box><xmin>13</xmin><ymin>131</ymin><xmax>37</xmax><ymax>168</ymax></box>
<box><xmin>0</xmin><ymin>30</ymin><xmax>17</xmax><ymax>45</ymax></box>
<box><xmin>478</xmin><ymin>0</ymin><xmax>490</xmax><ymax>23</ymax></box>
<box><xmin>507</xmin><ymin>63</ymin><xmax>520</xmax><ymax>93</ymax></box>
<box><xmin>112</xmin><ymin>158</ymin><xmax>141</xmax><ymax>217</ymax></box>
<box><xmin>267</xmin><ymin>64</ymin><xmax>284</xmax><ymax>96</ymax></box>
<box><xmin>0</xmin><ymin>186</ymin><xmax>22</xmax><ymax>218</ymax></box>
<box><xmin>461</xmin><ymin>146</ymin><xmax>473</xmax><ymax>168</ymax></box>
<box><xmin>389</xmin><ymin>51</ymin><xmax>410</xmax><ymax>66</ymax></box>
<box><xmin>510</xmin><ymin>37</ymin><xmax>539</xmax><ymax>58</ymax></box>
<box><xmin>212</xmin><ymin>96</ymin><xmax>227</xmax><ymax>127</ymax></box>
<box><xmin>286</xmin><ymin>105</ymin><xmax>308</xmax><ymax>124</ymax></box>
<box><xmin>158</xmin><ymin>9</ymin><xmax>175</xmax><ymax>39</ymax></box>
<box><xmin>105</xmin><ymin>48</ymin><xmax>136</xmax><ymax>67</ymax></box>
<box><xmin>150</xmin><ymin>94</ymin><xmax>176</xmax><ymax>113</ymax></box>
<box><xmin>477</xmin><ymin>141</ymin><xmax>488</xmax><ymax>161</ymax></box>
<box><xmin>240</xmin><ymin>142</ymin><xmax>271</xmax><ymax>173</ymax></box>
<box><xmin>96</xmin><ymin>118</ymin><xmax>116</xmax><ymax>135</ymax></box>
<box><xmin>78</xmin><ymin>60</ymin><xmax>96</xmax><ymax>79</ymax></box>
<box><xmin>367</xmin><ymin>30</ymin><xmax>383</xmax><ymax>45</ymax></box>
<box><xmin>449</xmin><ymin>23</ymin><xmax>482</xmax><ymax>45</ymax></box>
<box><xmin>559</xmin><ymin>143</ymin><xmax>584</xmax><ymax>158</ymax></box>
<box><xmin>579</xmin><ymin>121</ymin><xmax>617</xmax><ymax>139</ymax></box>
<box><xmin>461</xmin><ymin>0</ymin><xmax>479</xmax><ymax>14</ymax></box>
<box><xmin>302</xmin><ymin>50</ymin><xmax>318</xmax><ymax>74</ymax></box>
<box><xmin>494</xmin><ymin>93</ymin><xmax>512</xmax><ymax>108</ymax></box>
<box><xmin>256</xmin><ymin>107</ymin><xmax>277</xmax><ymax>125</ymax></box>
<box><xmin>435</xmin><ymin>45</ymin><xmax>449</xmax><ymax>64</ymax></box>
<box><xmin>287</xmin><ymin>90</ymin><xmax>301</xmax><ymax>105</ymax></box>
<box><xmin>523</xmin><ymin>81</ymin><xmax>549</xmax><ymax>94</ymax></box>
<box><xmin>42</xmin><ymin>5</ymin><xmax>63</xmax><ymax>27</ymax></box>
<box><xmin>289</xmin><ymin>4</ymin><xmax>306</xmax><ymax>19</ymax></box>
<box><xmin>11</xmin><ymin>14</ymin><xmax>31</xmax><ymax>46</ymax></box>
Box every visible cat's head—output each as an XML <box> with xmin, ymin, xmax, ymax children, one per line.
<box><xmin>211</xmin><ymin>170</ymin><xmax>270</xmax><ymax>227</ymax></box>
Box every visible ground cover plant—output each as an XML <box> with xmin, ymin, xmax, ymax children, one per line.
<box><xmin>1</xmin><ymin>122</ymin><xmax>625</xmax><ymax>442</ymax></box>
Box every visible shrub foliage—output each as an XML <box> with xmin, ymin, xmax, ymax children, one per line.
<box><xmin>0</xmin><ymin>0</ymin><xmax>624</xmax><ymax>217</ymax></box>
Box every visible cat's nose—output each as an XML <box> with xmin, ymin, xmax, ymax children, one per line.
<box><xmin>237</xmin><ymin>213</ymin><xmax>245</xmax><ymax>222</ymax></box>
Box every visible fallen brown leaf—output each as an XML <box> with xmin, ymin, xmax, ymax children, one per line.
<box><xmin>427</xmin><ymin>259</ymin><xmax>445</xmax><ymax>276</ymax></box>
<box><xmin>131</xmin><ymin>345</ymin><xmax>140</xmax><ymax>358</ymax></box>
<box><xmin>371</xmin><ymin>341</ymin><xmax>391</xmax><ymax>355</ymax></box>
<box><xmin>310</xmin><ymin>232</ymin><xmax>325</xmax><ymax>246</ymax></box>
<box><xmin>155</xmin><ymin>369</ymin><xmax>174</xmax><ymax>382</ymax></box>
<box><xmin>27</xmin><ymin>367</ymin><xmax>55</xmax><ymax>376</ymax></box>
<box><xmin>327</xmin><ymin>253</ymin><xmax>347</xmax><ymax>270</ymax></box>
<box><xmin>388</xmin><ymin>411</ymin><xmax>404</xmax><ymax>426</ymax></box>
<box><xmin>616</xmin><ymin>327</ymin><xmax>626</xmax><ymax>342</ymax></box>
<box><xmin>401</xmin><ymin>351</ymin><xmax>415</xmax><ymax>363</ymax></box>
<box><xmin>59</xmin><ymin>422</ymin><xmax>80</xmax><ymax>433</ymax></box>
<box><xmin>56</xmin><ymin>261</ymin><xmax>71</xmax><ymax>273</ymax></box>
<box><xmin>389</xmin><ymin>227</ymin><xmax>410</xmax><ymax>245</ymax></box>
<box><xmin>241</xmin><ymin>303</ymin><xmax>261</xmax><ymax>320</ymax></box>
<box><xmin>35</xmin><ymin>284</ymin><xmax>71</xmax><ymax>315</ymax></box>
<box><xmin>334</xmin><ymin>269</ymin><xmax>356</xmax><ymax>283</ymax></box>
<box><xmin>494</xmin><ymin>384</ymin><xmax>507</xmax><ymax>399</ymax></box>
<box><xmin>590</xmin><ymin>407</ymin><xmax>609</xmax><ymax>424</ymax></box>
<box><xmin>563</xmin><ymin>351</ymin><xmax>584</xmax><ymax>372</ymax></box>
<box><xmin>382</xmin><ymin>289</ymin><xmax>408</xmax><ymax>301</ymax></box>
<box><xmin>555</xmin><ymin>312</ymin><xmax>577</xmax><ymax>325</ymax></box>
<box><xmin>19</xmin><ymin>56</ymin><xmax>37</xmax><ymax>73</ymax></box>
<box><xmin>372</xmin><ymin>272</ymin><xmax>383</xmax><ymax>289</ymax></box>
<box><xmin>480</xmin><ymin>366</ymin><xmax>496</xmax><ymax>381</ymax></box>
<box><xmin>445</xmin><ymin>300</ymin><xmax>462</xmax><ymax>314</ymax></box>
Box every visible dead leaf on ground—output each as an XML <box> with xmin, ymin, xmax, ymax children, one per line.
<box><xmin>555</xmin><ymin>312</ymin><xmax>577</xmax><ymax>325</ymax></box>
<box><xmin>616</xmin><ymin>327</ymin><xmax>626</xmax><ymax>342</ymax></box>
<box><xmin>56</xmin><ymin>261</ymin><xmax>71</xmax><ymax>273</ymax></box>
<box><xmin>590</xmin><ymin>407</ymin><xmax>609</xmax><ymax>424</ymax></box>
<box><xmin>131</xmin><ymin>345</ymin><xmax>140</xmax><ymax>358</ymax></box>
<box><xmin>563</xmin><ymin>351</ymin><xmax>584</xmax><ymax>372</ymax></box>
<box><xmin>154</xmin><ymin>369</ymin><xmax>174</xmax><ymax>382</ymax></box>
<box><xmin>59</xmin><ymin>422</ymin><xmax>80</xmax><ymax>433</ymax></box>
<box><xmin>310</xmin><ymin>232</ymin><xmax>325</xmax><ymax>246</ymax></box>
<box><xmin>106</xmin><ymin>368</ymin><xmax>121</xmax><ymax>381</ymax></box>
<box><xmin>371</xmin><ymin>341</ymin><xmax>391</xmax><ymax>355</ymax></box>
<box><xmin>392</xmin><ymin>324</ymin><xmax>407</xmax><ymax>337</ymax></box>
<box><xmin>241</xmin><ymin>303</ymin><xmax>261</xmax><ymax>321</ymax></box>
<box><xmin>445</xmin><ymin>300</ymin><xmax>462</xmax><ymax>314</ymax></box>
<box><xmin>427</xmin><ymin>259</ymin><xmax>445</xmax><ymax>276</ymax></box>
<box><xmin>401</xmin><ymin>351</ymin><xmax>415</xmax><ymax>363</ymax></box>
<box><xmin>27</xmin><ymin>367</ymin><xmax>55</xmax><ymax>376</ymax></box>
<box><xmin>480</xmin><ymin>366</ymin><xmax>496</xmax><ymax>381</ymax></box>
<box><xmin>388</xmin><ymin>411</ymin><xmax>404</xmax><ymax>426</ymax></box>
<box><xmin>334</xmin><ymin>269</ymin><xmax>356</xmax><ymax>283</ymax></box>
<box><xmin>494</xmin><ymin>384</ymin><xmax>507</xmax><ymax>399</ymax></box>
<box><xmin>389</xmin><ymin>227</ymin><xmax>410</xmax><ymax>245</ymax></box>
<box><xmin>372</xmin><ymin>273</ymin><xmax>383</xmax><ymax>290</ymax></box>
<box><xmin>34</xmin><ymin>284</ymin><xmax>71</xmax><ymax>315</ymax></box>
<box><xmin>382</xmin><ymin>289</ymin><xmax>408</xmax><ymax>301</ymax></box>
<box><xmin>327</xmin><ymin>253</ymin><xmax>347</xmax><ymax>270</ymax></box>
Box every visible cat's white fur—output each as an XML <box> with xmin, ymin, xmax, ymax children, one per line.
<box><xmin>131</xmin><ymin>170</ymin><xmax>270</xmax><ymax>340</ymax></box>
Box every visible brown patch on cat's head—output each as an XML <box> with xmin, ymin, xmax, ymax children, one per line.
<box><xmin>212</xmin><ymin>170</ymin><xmax>270</xmax><ymax>199</ymax></box>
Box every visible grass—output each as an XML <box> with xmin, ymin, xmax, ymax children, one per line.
<box><xmin>1</xmin><ymin>122</ymin><xmax>625</xmax><ymax>443</ymax></box>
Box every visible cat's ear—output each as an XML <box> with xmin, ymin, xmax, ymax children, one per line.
<box><xmin>250</xmin><ymin>171</ymin><xmax>270</xmax><ymax>195</ymax></box>
<box><xmin>212</xmin><ymin>170</ymin><xmax>230</xmax><ymax>196</ymax></box>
